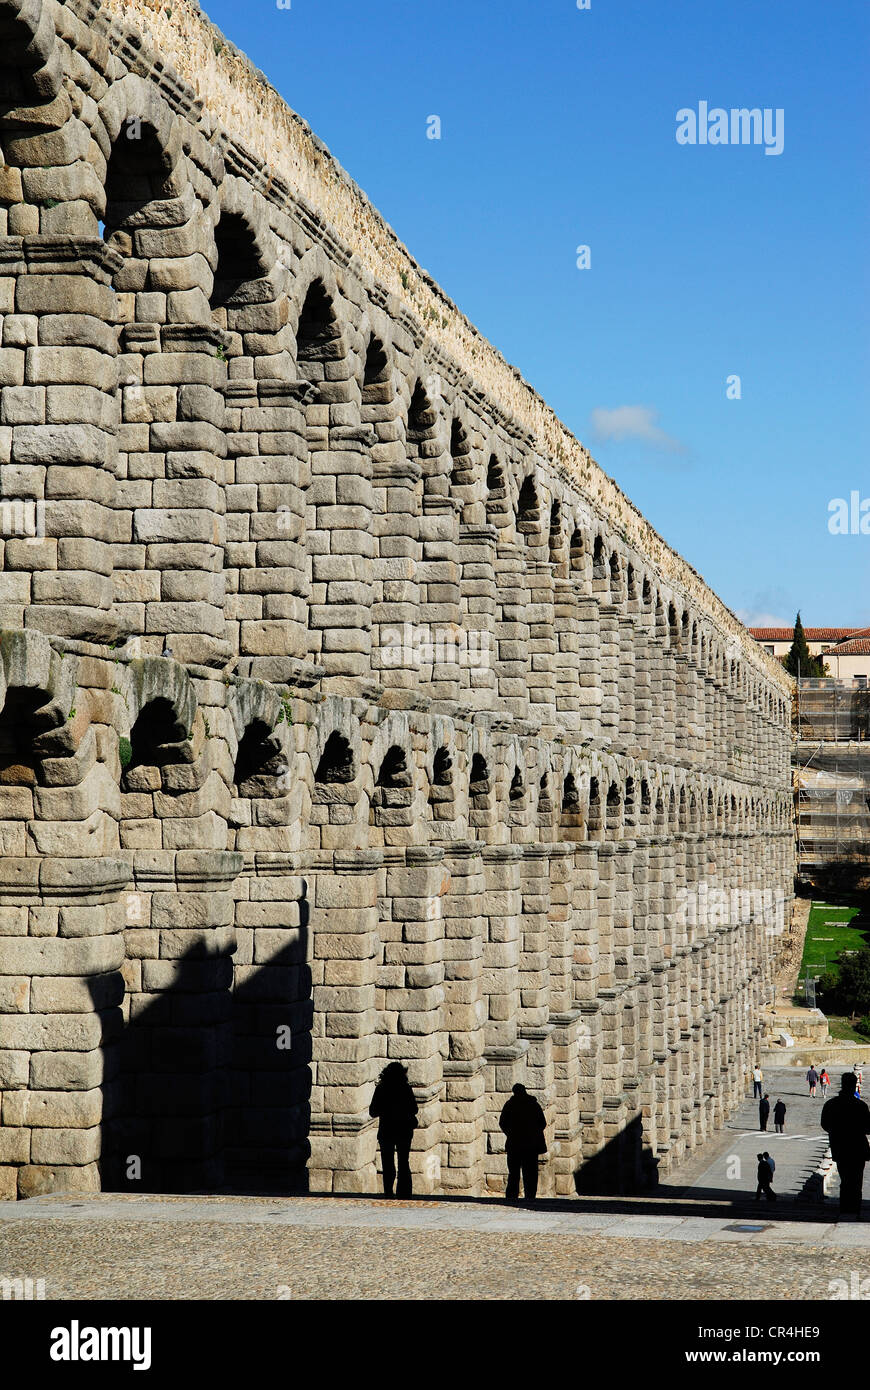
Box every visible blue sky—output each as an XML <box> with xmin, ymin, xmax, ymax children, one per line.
<box><xmin>203</xmin><ymin>0</ymin><xmax>869</xmax><ymax>628</ymax></box>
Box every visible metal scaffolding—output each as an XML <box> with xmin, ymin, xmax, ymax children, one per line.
<box><xmin>794</xmin><ymin>677</ymin><xmax>870</xmax><ymax>893</ymax></box>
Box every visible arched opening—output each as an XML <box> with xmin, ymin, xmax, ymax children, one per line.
<box><xmin>449</xmin><ymin>418</ymin><xmax>473</xmax><ymax>489</ymax></box>
<box><xmin>509</xmin><ymin>765</ymin><xmax>525</xmax><ymax>803</ymax></box>
<box><xmin>363</xmin><ymin>336</ymin><xmax>390</xmax><ymax>404</ymax></box>
<box><xmin>123</xmin><ymin>697</ymin><xmax>186</xmax><ymax>789</ymax></box>
<box><xmin>297</xmin><ymin>279</ymin><xmax>344</xmax><ymax>385</ymax></box>
<box><xmin>0</xmin><ymin>688</ymin><xmax>49</xmax><ymax>786</ymax></box>
<box><xmin>233</xmin><ymin>720</ymin><xmax>285</xmax><ymax>797</ymax></box>
<box><xmin>407</xmin><ymin>380</ymin><xmax>439</xmax><ymax>499</ymax></box>
<box><xmin>588</xmin><ymin>777</ymin><xmax>602</xmax><ymax>836</ymax></box>
<box><xmin>624</xmin><ymin>776</ymin><xmax>636</xmax><ymax>827</ymax></box>
<box><xmin>607</xmin><ymin>781</ymin><xmax>622</xmax><ymax>834</ymax></box>
<box><xmin>485</xmin><ymin>454</ymin><xmax>509</xmax><ymax>527</ymax></box>
<box><xmin>593</xmin><ymin>535</ymin><xmax>607</xmax><ymax>584</ymax></box>
<box><xmin>432</xmin><ymin>746</ymin><xmax>452</xmax><ymax>786</ymax></box>
<box><xmin>570</xmin><ymin>528</ymin><xmax>585</xmax><ymax>572</ymax></box>
<box><xmin>609</xmin><ymin>552</ymin><xmax>621</xmax><ymax>602</ymax></box>
<box><xmin>377</xmin><ymin>745</ymin><xmax>410</xmax><ymax>788</ymax></box>
<box><xmin>210</xmin><ymin>211</ymin><xmax>265</xmax><ymax>315</ymax></box>
<box><xmin>469</xmin><ymin>752</ymin><xmax>491</xmax><ymax>808</ymax></box>
<box><xmin>102</xmin><ymin>122</ymin><xmax>174</xmax><ymax>248</ymax></box>
<box><xmin>315</xmin><ymin>731</ymin><xmax>355</xmax><ymax>784</ymax></box>
<box><xmin>429</xmin><ymin>745</ymin><xmax>453</xmax><ymax>820</ymax></box>
<box><xmin>517</xmin><ymin>476</ymin><xmax>540</xmax><ymax>540</ymax></box>
<box><xmin>548</xmin><ymin>500</ymin><xmax>562</xmax><ymax>567</ymax></box>
<box><xmin>561</xmin><ymin>772</ymin><xmax>584</xmax><ymax>836</ymax></box>
<box><xmin>371</xmin><ymin>745</ymin><xmax>413</xmax><ymax>826</ymax></box>
<box><xmin>538</xmin><ymin>772</ymin><xmax>553</xmax><ymax>817</ymax></box>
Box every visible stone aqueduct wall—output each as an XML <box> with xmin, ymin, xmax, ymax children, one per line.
<box><xmin>0</xmin><ymin>0</ymin><xmax>794</xmax><ymax>1199</ymax></box>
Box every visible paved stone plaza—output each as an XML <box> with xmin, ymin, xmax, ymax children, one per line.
<box><xmin>0</xmin><ymin>0</ymin><xmax>794</xmax><ymax>1206</ymax></box>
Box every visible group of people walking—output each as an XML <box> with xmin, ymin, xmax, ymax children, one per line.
<box><xmin>750</xmin><ymin>1062</ymin><xmax>870</xmax><ymax>1218</ymax></box>
<box><xmin>804</xmin><ymin>1064</ymin><xmax>832</xmax><ymax>1098</ymax></box>
<box><xmin>369</xmin><ymin>1059</ymin><xmax>870</xmax><ymax>1218</ymax></box>
<box><xmin>754</xmin><ymin>1062</ymin><xmax>832</xmax><ymax>1133</ymax></box>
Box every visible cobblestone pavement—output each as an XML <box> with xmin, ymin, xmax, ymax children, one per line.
<box><xmin>2</xmin><ymin>1066</ymin><xmax>866</xmax><ymax>1301</ymax></box>
<box><xmin>1</xmin><ymin>1192</ymin><xmax>869</xmax><ymax>1300</ymax></box>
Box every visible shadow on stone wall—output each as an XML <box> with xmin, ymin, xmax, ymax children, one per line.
<box><xmin>90</xmin><ymin>910</ymin><xmax>313</xmax><ymax>1196</ymax></box>
<box><xmin>573</xmin><ymin>1115</ymin><xmax>659</xmax><ymax>1196</ymax></box>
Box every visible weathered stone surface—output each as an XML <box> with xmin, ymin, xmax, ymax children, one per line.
<box><xmin>0</xmin><ymin>0</ymin><xmax>794</xmax><ymax>1205</ymax></box>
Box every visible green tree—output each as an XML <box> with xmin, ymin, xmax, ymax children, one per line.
<box><xmin>782</xmin><ymin>611</ymin><xmax>826</xmax><ymax>678</ymax></box>
<box><xmin>834</xmin><ymin>948</ymin><xmax>870</xmax><ymax>1022</ymax></box>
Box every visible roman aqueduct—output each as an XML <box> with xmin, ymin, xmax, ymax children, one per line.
<box><xmin>0</xmin><ymin>0</ymin><xmax>794</xmax><ymax>1198</ymax></box>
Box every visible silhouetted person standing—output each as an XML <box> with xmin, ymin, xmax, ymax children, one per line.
<box><xmin>759</xmin><ymin>1093</ymin><xmax>770</xmax><ymax>1132</ymax></box>
<box><xmin>755</xmin><ymin>1152</ymin><xmax>776</xmax><ymax>1202</ymax></box>
<box><xmin>369</xmin><ymin>1062</ymin><xmax>418</xmax><ymax>1198</ymax></box>
<box><xmin>499</xmin><ymin>1083</ymin><xmax>547</xmax><ymax>1203</ymax></box>
<box><xmin>773</xmin><ymin>1098</ymin><xmax>786</xmax><ymax>1133</ymax></box>
<box><xmin>821</xmin><ymin>1071</ymin><xmax>870</xmax><ymax>1221</ymax></box>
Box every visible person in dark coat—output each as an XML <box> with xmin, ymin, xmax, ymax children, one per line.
<box><xmin>369</xmin><ymin>1062</ymin><xmax>418</xmax><ymax>1198</ymax></box>
<box><xmin>755</xmin><ymin>1152</ymin><xmax>776</xmax><ymax>1202</ymax></box>
<box><xmin>821</xmin><ymin>1071</ymin><xmax>870</xmax><ymax>1220</ymax></box>
<box><xmin>759</xmin><ymin>1093</ymin><xmax>770</xmax><ymax>1132</ymax></box>
<box><xmin>499</xmin><ymin>1083</ymin><xmax>547</xmax><ymax>1203</ymax></box>
<box><xmin>773</xmin><ymin>1098</ymin><xmax>787</xmax><ymax>1133</ymax></box>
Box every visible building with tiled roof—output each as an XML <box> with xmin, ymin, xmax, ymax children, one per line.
<box><xmin>749</xmin><ymin>625</ymin><xmax>870</xmax><ymax>681</ymax></box>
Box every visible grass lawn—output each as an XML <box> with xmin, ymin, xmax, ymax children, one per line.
<box><xmin>797</xmin><ymin>901</ymin><xmax>865</xmax><ymax>986</ymax></box>
<box><xmin>827</xmin><ymin>1017</ymin><xmax>868</xmax><ymax>1043</ymax></box>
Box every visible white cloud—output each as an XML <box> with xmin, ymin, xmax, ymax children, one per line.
<box><xmin>589</xmin><ymin>404</ymin><xmax>687</xmax><ymax>454</ymax></box>
<box><xmin>735</xmin><ymin>609</ymin><xmax>791</xmax><ymax>628</ymax></box>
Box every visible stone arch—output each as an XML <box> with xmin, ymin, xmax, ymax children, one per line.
<box><xmin>211</xmin><ymin>177</ymin><xmax>277</xmax><ymax>300</ymax></box>
<box><xmin>310</xmin><ymin>699</ymin><xmax>361</xmax><ymax>792</ymax></box>
<box><xmin>569</xmin><ymin>524</ymin><xmax>587</xmax><ymax>576</ymax></box>
<box><xmin>606</xmin><ymin>779</ymin><xmax>623</xmax><ymax>837</ymax></box>
<box><xmin>560</xmin><ymin>769</ymin><xmax>584</xmax><ymax>838</ymax></box>
<box><xmin>626</xmin><ymin>561</ymin><xmax>638</xmax><ymax>605</ymax></box>
<box><xmin>548</xmin><ymin>498</ymin><xmax>567</xmax><ymax>573</ymax></box>
<box><xmin>592</xmin><ymin>533</ymin><xmax>608</xmax><ymax>593</ymax></box>
<box><xmin>370</xmin><ymin>743</ymin><xmax>414</xmax><ymax>828</ymax></box>
<box><xmin>0</xmin><ymin>631</ymin><xmax>80</xmax><ymax>775</ymax></box>
<box><xmin>587</xmin><ymin>774</ymin><xmax>602</xmax><ymax>837</ymax></box>
<box><xmin>485</xmin><ymin>452</ymin><xmax>510</xmax><ymax>528</ymax></box>
<box><xmin>537</xmin><ymin>767</ymin><xmax>554</xmax><ymax>824</ymax></box>
<box><xmin>624</xmin><ymin>774</ymin><xmax>636</xmax><ymax>828</ymax></box>
<box><xmin>98</xmin><ymin>76</ymin><xmax>185</xmax><ymax>239</ymax></box>
<box><xmin>287</xmin><ymin>247</ymin><xmax>351</xmax><ymax>350</ymax></box>
<box><xmin>122</xmin><ymin>657</ymin><xmax>197</xmax><ymax>747</ymax></box>
<box><xmin>428</xmin><ymin>743</ymin><xmax>454</xmax><ymax>821</ymax></box>
<box><xmin>449</xmin><ymin>410</ymin><xmax>474</xmax><ymax>490</ymax></box>
<box><xmin>223</xmin><ymin>679</ymin><xmax>289</xmax><ymax>806</ymax></box>
<box><xmin>406</xmin><ymin>376</ymin><xmax>441</xmax><ymax>501</ymax></box>
<box><xmin>468</xmin><ymin>748</ymin><xmax>494</xmax><ymax>826</ymax></box>
<box><xmin>293</xmin><ymin>275</ymin><xmax>349</xmax><ymax>383</ymax></box>
<box><xmin>210</xmin><ymin>211</ymin><xmax>274</xmax><ymax>315</ymax></box>
<box><xmin>0</xmin><ymin>0</ymin><xmax>63</xmax><ymax>107</ymax></box>
<box><xmin>639</xmin><ymin>776</ymin><xmax>652</xmax><ymax>826</ymax></box>
<box><xmin>609</xmin><ymin>550</ymin><xmax>623</xmax><ymax>605</ymax></box>
<box><xmin>516</xmin><ymin>474</ymin><xmax>542</xmax><ymax>544</ymax></box>
<box><xmin>508</xmin><ymin>759</ymin><xmax>527</xmax><ymax>807</ymax></box>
